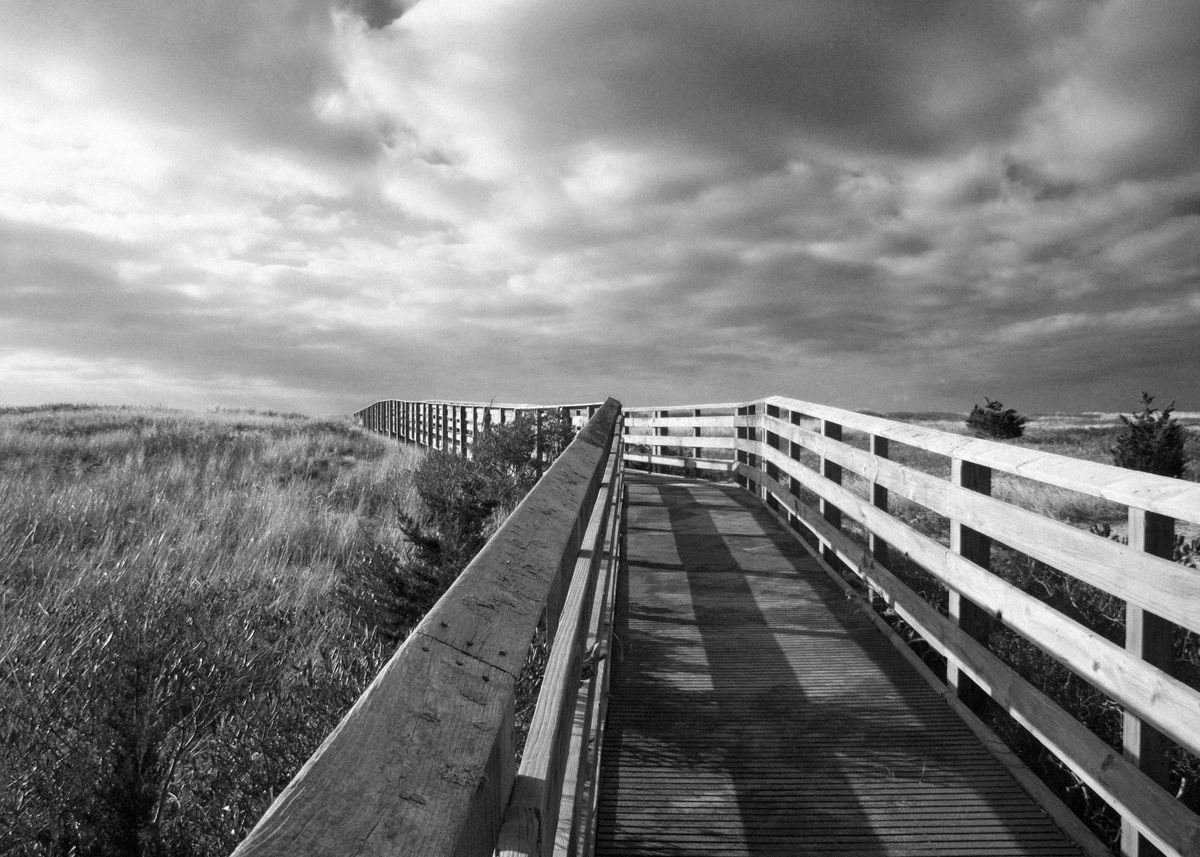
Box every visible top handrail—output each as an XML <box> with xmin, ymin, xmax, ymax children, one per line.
<box><xmin>357</xmin><ymin>398</ymin><xmax>605</xmax><ymax>412</ymax></box>
<box><xmin>762</xmin><ymin>395</ymin><xmax>1200</xmax><ymax>525</ymax></box>
<box><xmin>623</xmin><ymin>394</ymin><xmax>1200</xmax><ymax>524</ymax></box>
<box><xmin>621</xmin><ymin>393</ymin><xmax>1200</xmax><ymax>857</ymax></box>
<box><xmin>234</xmin><ymin>398</ymin><xmax>622</xmax><ymax>857</ymax></box>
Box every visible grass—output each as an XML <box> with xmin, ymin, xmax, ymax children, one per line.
<box><xmin>0</xmin><ymin>406</ymin><xmax>422</xmax><ymax>857</ymax></box>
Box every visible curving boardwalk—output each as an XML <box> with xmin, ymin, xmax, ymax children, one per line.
<box><xmin>594</xmin><ymin>473</ymin><xmax>1085</xmax><ymax>857</ymax></box>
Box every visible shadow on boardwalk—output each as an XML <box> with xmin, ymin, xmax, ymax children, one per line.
<box><xmin>594</xmin><ymin>473</ymin><xmax>1083</xmax><ymax>857</ymax></box>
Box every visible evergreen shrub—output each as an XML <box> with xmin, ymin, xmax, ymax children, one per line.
<box><xmin>966</xmin><ymin>397</ymin><xmax>1028</xmax><ymax>439</ymax></box>
<box><xmin>1111</xmin><ymin>393</ymin><xmax>1185</xmax><ymax>477</ymax></box>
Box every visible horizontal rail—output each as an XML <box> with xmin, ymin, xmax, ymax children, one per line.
<box><xmin>497</xmin><ymin>425</ymin><xmax>624</xmax><ymax>857</ymax></box>
<box><xmin>234</xmin><ymin>398</ymin><xmax>622</xmax><ymax>857</ymax></box>
<box><xmin>623</xmin><ymin>395</ymin><xmax>1200</xmax><ymax>857</ymax></box>
<box><xmin>763</xmin><ymin>395</ymin><xmax>1200</xmax><ymax>523</ymax></box>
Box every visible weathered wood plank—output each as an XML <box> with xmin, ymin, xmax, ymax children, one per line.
<box><xmin>623</xmin><ymin>452</ymin><xmax>736</xmax><ymax>472</ymax></box>
<box><xmin>1123</xmin><ymin>509</ymin><xmax>1178</xmax><ymax>857</ymax></box>
<box><xmin>747</xmin><ymin>445</ymin><xmax>1200</xmax><ymax>760</ymax></box>
<box><xmin>596</xmin><ymin>474</ymin><xmax>1086</xmax><ymax>857</ymax></box>
<box><xmin>233</xmin><ymin>399</ymin><xmax>621</xmax><ymax>857</ymax></box>
<box><xmin>496</xmin><ymin>438</ymin><xmax>621</xmax><ymax>857</ymax></box>
<box><xmin>762</xmin><ymin>395</ymin><xmax>1200</xmax><ymax>525</ymax></box>
<box><xmin>758</xmin><ymin>414</ymin><xmax>1200</xmax><ymax>634</ymax></box>
<box><xmin>622</xmin><ymin>415</ymin><xmax>735</xmax><ymax>429</ymax></box>
<box><xmin>751</xmin><ymin>465</ymin><xmax>1200</xmax><ymax>857</ymax></box>
<box><xmin>621</xmin><ymin>433</ymin><xmax>736</xmax><ymax>449</ymax></box>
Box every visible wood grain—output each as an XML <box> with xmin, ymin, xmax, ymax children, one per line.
<box><xmin>236</xmin><ymin>400</ymin><xmax>620</xmax><ymax>857</ymax></box>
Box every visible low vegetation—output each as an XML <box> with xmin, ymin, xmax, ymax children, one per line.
<box><xmin>0</xmin><ymin>406</ymin><xmax>420</xmax><ymax>856</ymax></box>
<box><xmin>965</xmin><ymin>397</ymin><xmax>1029</xmax><ymax>439</ymax></box>
<box><xmin>0</xmin><ymin>404</ymin><xmax>575</xmax><ymax>857</ymax></box>
<box><xmin>1111</xmin><ymin>392</ymin><xmax>1187</xmax><ymax>477</ymax></box>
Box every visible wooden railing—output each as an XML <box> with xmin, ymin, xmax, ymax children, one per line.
<box><xmin>623</xmin><ymin>396</ymin><xmax>1200</xmax><ymax>857</ymax></box>
<box><xmin>233</xmin><ymin>398</ymin><xmax>623</xmax><ymax>857</ymax></box>
<box><xmin>353</xmin><ymin>398</ymin><xmax>605</xmax><ymax>466</ymax></box>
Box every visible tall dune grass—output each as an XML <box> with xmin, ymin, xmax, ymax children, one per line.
<box><xmin>0</xmin><ymin>406</ymin><xmax>421</xmax><ymax>857</ymax></box>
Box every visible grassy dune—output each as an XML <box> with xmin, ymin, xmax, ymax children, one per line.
<box><xmin>0</xmin><ymin>405</ymin><xmax>421</xmax><ymax>857</ymax></box>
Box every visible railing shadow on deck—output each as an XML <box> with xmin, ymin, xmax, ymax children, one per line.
<box><xmin>235</xmin><ymin>393</ymin><xmax>1200</xmax><ymax>857</ymax></box>
<box><xmin>622</xmin><ymin>396</ymin><xmax>1200</xmax><ymax>857</ymax></box>
<box><xmin>232</xmin><ymin>398</ymin><xmax>624</xmax><ymax>857</ymax></box>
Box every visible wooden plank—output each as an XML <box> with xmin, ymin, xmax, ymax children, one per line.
<box><xmin>1122</xmin><ymin>509</ymin><xmax>1177</xmax><ymax>857</ymax></box>
<box><xmin>621</xmin><ymin>433</ymin><xmax>736</xmax><ymax>449</ymax></box>
<box><xmin>233</xmin><ymin>400</ymin><xmax>621</xmax><ymax>857</ymax></box>
<box><xmin>497</xmin><ymin>442</ymin><xmax>621</xmax><ymax>857</ymax></box>
<box><xmin>758</xmin><ymin>414</ymin><xmax>1200</xmax><ymax>634</ymax></box>
<box><xmin>751</xmin><ymin>466</ymin><xmax>1200</xmax><ymax>857</ymax></box>
<box><xmin>596</xmin><ymin>474</ymin><xmax>1086</xmax><ymax>857</ymax></box>
<box><xmin>747</xmin><ymin>445</ymin><xmax>1200</xmax><ymax>760</ymax></box>
<box><xmin>948</xmin><ymin>458</ymin><xmax>993</xmax><ymax>713</ymax></box>
<box><xmin>870</xmin><ymin>434</ymin><xmax>889</xmax><ymax>570</ymax></box>
<box><xmin>761</xmin><ymin>395</ymin><xmax>1200</xmax><ymax>525</ymax></box>
<box><xmin>623</xmin><ymin>400</ymin><xmax>743</xmax><ymax>413</ymax></box>
<box><xmin>558</xmin><ymin>455</ymin><xmax>624</xmax><ymax>857</ymax></box>
<box><xmin>622</xmin><ymin>415</ymin><xmax>735</xmax><ymax>429</ymax></box>
<box><xmin>821</xmin><ymin>418</ymin><xmax>843</xmax><ymax>567</ymax></box>
<box><xmin>623</xmin><ymin>453</ymin><xmax>736</xmax><ymax>472</ymax></box>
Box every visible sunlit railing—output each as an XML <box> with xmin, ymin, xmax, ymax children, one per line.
<box><xmin>233</xmin><ymin>398</ymin><xmax>623</xmax><ymax>857</ymax></box>
<box><xmin>623</xmin><ymin>396</ymin><xmax>1200</xmax><ymax>857</ymax></box>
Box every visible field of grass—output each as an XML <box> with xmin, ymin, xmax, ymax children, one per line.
<box><xmin>0</xmin><ymin>405</ymin><xmax>423</xmax><ymax>857</ymax></box>
<box><xmin>6</xmin><ymin>402</ymin><xmax>1197</xmax><ymax>854</ymax></box>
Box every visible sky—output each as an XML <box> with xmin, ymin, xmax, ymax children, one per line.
<box><xmin>1</xmin><ymin>1</ymin><xmax>1198</xmax><ymax>416</ymax></box>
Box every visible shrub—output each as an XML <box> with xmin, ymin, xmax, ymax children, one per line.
<box><xmin>966</xmin><ymin>397</ymin><xmax>1028</xmax><ymax>439</ymax></box>
<box><xmin>1111</xmin><ymin>392</ymin><xmax>1186</xmax><ymax>478</ymax></box>
<box><xmin>344</xmin><ymin>413</ymin><xmax>576</xmax><ymax>643</ymax></box>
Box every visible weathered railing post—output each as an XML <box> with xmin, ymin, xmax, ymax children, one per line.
<box><xmin>1122</xmin><ymin>508</ymin><xmax>1175</xmax><ymax>857</ymax></box>
<box><xmin>819</xmin><ymin>418</ymin><xmax>842</xmax><ymax>567</ymax></box>
<box><xmin>947</xmin><ymin>459</ymin><xmax>992</xmax><ymax>712</ymax></box>
<box><xmin>535</xmin><ymin>410</ymin><xmax>544</xmax><ymax>473</ymax></box>
<box><xmin>869</xmin><ymin>433</ymin><xmax>889</xmax><ymax>572</ymax></box>
<box><xmin>653</xmin><ymin>409</ymin><xmax>668</xmax><ymax>473</ymax></box>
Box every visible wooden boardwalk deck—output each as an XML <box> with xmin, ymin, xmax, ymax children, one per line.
<box><xmin>593</xmin><ymin>473</ymin><xmax>1085</xmax><ymax>857</ymax></box>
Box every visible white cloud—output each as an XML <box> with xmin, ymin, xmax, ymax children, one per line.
<box><xmin>1</xmin><ymin>0</ymin><xmax>1198</xmax><ymax>414</ymax></box>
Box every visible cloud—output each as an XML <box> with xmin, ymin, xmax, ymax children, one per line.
<box><xmin>1</xmin><ymin>0</ymin><xmax>1198</xmax><ymax>415</ymax></box>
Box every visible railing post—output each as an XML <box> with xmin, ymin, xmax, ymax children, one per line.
<box><xmin>693</xmin><ymin>408</ymin><xmax>702</xmax><ymax>459</ymax></box>
<box><xmin>869</xmin><ymin>434</ymin><xmax>889</xmax><ymax>572</ymax></box>
<box><xmin>820</xmin><ymin>419</ymin><xmax>842</xmax><ymax>566</ymax></box>
<box><xmin>1121</xmin><ymin>508</ymin><xmax>1175</xmax><ymax>857</ymax></box>
<box><xmin>535</xmin><ymin>410</ymin><xmax>544</xmax><ymax>474</ymax></box>
<box><xmin>458</xmin><ymin>405</ymin><xmax>468</xmax><ymax>457</ymax></box>
<box><xmin>948</xmin><ymin>459</ymin><xmax>992</xmax><ymax>712</ymax></box>
<box><xmin>654</xmin><ymin>409</ymin><xmax>668</xmax><ymax>473</ymax></box>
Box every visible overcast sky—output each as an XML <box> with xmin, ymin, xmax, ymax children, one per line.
<box><xmin>2</xmin><ymin>1</ymin><xmax>1198</xmax><ymax>416</ymax></box>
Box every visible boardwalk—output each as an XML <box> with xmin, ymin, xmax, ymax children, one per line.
<box><xmin>594</xmin><ymin>473</ymin><xmax>1084</xmax><ymax>856</ymax></box>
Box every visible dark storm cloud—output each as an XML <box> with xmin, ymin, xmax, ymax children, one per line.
<box><xmin>3</xmin><ymin>0</ymin><xmax>1199</xmax><ymax>413</ymax></box>
<box><xmin>419</xmin><ymin>1</ymin><xmax>1051</xmax><ymax>168</ymax></box>
<box><xmin>345</xmin><ymin>0</ymin><xmax>411</xmax><ymax>29</ymax></box>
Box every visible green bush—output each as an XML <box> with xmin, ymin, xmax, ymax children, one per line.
<box><xmin>1111</xmin><ymin>392</ymin><xmax>1186</xmax><ymax>478</ymax></box>
<box><xmin>344</xmin><ymin>412</ymin><xmax>576</xmax><ymax>643</ymax></box>
<box><xmin>965</xmin><ymin>397</ymin><xmax>1028</xmax><ymax>439</ymax></box>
